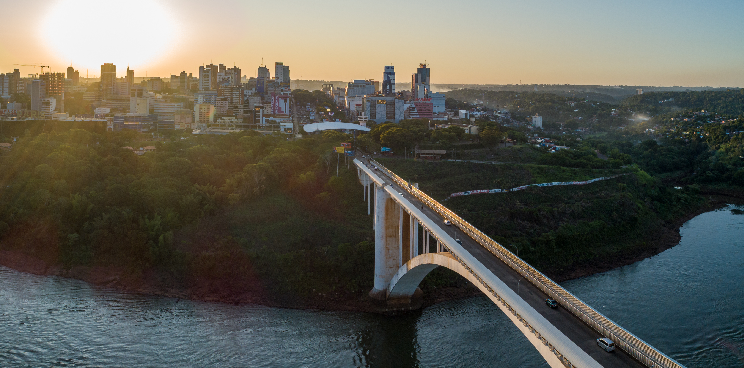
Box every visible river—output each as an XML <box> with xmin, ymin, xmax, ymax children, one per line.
<box><xmin>1</xmin><ymin>206</ymin><xmax>743</xmax><ymax>367</ymax></box>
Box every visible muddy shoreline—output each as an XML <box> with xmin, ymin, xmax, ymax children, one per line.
<box><xmin>1</xmin><ymin>194</ymin><xmax>741</xmax><ymax>314</ymax></box>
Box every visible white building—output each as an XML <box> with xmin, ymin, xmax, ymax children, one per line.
<box><xmin>199</xmin><ymin>65</ymin><xmax>214</xmax><ymax>91</ymax></box>
<box><xmin>194</xmin><ymin>103</ymin><xmax>215</xmax><ymax>124</ymax></box>
<box><xmin>274</xmin><ymin>62</ymin><xmax>290</xmax><ymax>85</ymax></box>
<box><xmin>532</xmin><ymin>114</ymin><xmax>543</xmax><ymax>128</ymax></box>
<box><xmin>41</xmin><ymin>97</ymin><xmax>57</xmax><ymax>116</ymax></box>
<box><xmin>153</xmin><ymin>102</ymin><xmax>184</xmax><ymax>119</ymax></box>
<box><xmin>430</xmin><ymin>92</ymin><xmax>446</xmax><ymax>114</ymax></box>
<box><xmin>346</xmin><ymin>80</ymin><xmax>375</xmax><ymax>98</ymax></box>
<box><xmin>130</xmin><ymin>97</ymin><xmax>150</xmax><ymax>115</ymax></box>
<box><xmin>194</xmin><ymin>91</ymin><xmax>218</xmax><ymax>105</ymax></box>
<box><xmin>345</xmin><ymin>95</ymin><xmax>364</xmax><ymax>113</ymax></box>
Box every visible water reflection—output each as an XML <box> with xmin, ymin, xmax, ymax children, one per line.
<box><xmin>356</xmin><ymin>314</ymin><xmax>420</xmax><ymax>367</ymax></box>
<box><xmin>1</xmin><ymin>206</ymin><xmax>743</xmax><ymax>367</ymax></box>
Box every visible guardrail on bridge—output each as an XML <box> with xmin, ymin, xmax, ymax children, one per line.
<box><xmin>367</xmin><ymin>158</ymin><xmax>684</xmax><ymax>368</ymax></box>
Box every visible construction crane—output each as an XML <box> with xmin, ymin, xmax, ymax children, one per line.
<box><xmin>13</xmin><ymin>64</ymin><xmax>51</xmax><ymax>75</ymax></box>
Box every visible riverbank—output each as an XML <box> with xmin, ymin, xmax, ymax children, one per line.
<box><xmin>553</xmin><ymin>193</ymin><xmax>744</xmax><ymax>282</ymax></box>
<box><xmin>0</xmin><ymin>194</ymin><xmax>739</xmax><ymax>314</ymax></box>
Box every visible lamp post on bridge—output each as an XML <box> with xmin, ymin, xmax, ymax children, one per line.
<box><xmin>517</xmin><ymin>279</ymin><xmax>521</xmax><ymax>296</ymax></box>
<box><xmin>507</xmin><ymin>244</ymin><xmax>521</xmax><ymax>295</ymax></box>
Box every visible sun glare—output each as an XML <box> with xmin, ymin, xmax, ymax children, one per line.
<box><xmin>40</xmin><ymin>0</ymin><xmax>180</xmax><ymax>76</ymax></box>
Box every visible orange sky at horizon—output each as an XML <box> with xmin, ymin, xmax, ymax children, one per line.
<box><xmin>1</xmin><ymin>0</ymin><xmax>743</xmax><ymax>87</ymax></box>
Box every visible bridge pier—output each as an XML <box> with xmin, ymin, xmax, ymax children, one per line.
<box><xmin>370</xmin><ymin>185</ymin><xmax>402</xmax><ymax>300</ymax></box>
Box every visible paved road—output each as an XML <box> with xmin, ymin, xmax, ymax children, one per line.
<box><xmin>357</xmin><ymin>155</ymin><xmax>646</xmax><ymax>368</ymax></box>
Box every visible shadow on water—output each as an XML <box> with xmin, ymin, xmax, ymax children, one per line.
<box><xmin>355</xmin><ymin>313</ymin><xmax>421</xmax><ymax>368</ymax></box>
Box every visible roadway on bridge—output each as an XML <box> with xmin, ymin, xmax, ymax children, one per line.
<box><xmin>358</xmin><ymin>155</ymin><xmax>647</xmax><ymax>368</ymax></box>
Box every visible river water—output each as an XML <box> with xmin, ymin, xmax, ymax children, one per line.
<box><xmin>1</xmin><ymin>206</ymin><xmax>743</xmax><ymax>367</ymax></box>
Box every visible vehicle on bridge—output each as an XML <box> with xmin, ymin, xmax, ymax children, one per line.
<box><xmin>597</xmin><ymin>338</ymin><xmax>616</xmax><ymax>352</ymax></box>
<box><xmin>444</xmin><ymin>220</ymin><xmax>452</xmax><ymax>226</ymax></box>
<box><xmin>545</xmin><ymin>299</ymin><xmax>558</xmax><ymax>308</ymax></box>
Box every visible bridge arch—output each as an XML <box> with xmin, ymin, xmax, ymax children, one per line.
<box><xmin>387</xmin><ymin>253</ymin><xmax>463</xmax><ymax>303</ymax></box>
<box><xmin>387</xmin><ymin>252</ymin><xmax>600</xmax><ymax>368</ymax></box>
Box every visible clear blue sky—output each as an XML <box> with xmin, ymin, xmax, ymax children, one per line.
<box><xmin>1</xmin><ymin>0</ymin><xmax>742</xmax><ymax>86</ymax></box>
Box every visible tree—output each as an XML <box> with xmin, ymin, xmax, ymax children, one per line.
<box><xmin>479</xmin><ymin>127</ymin><xmax>504</xmax><ymax>146</ymax></box>
<box><xmin>380</xmin><ymin>127</ymin><xmax>412</xmax><ymax>151</ymax></box>
<box><xmin>10</xmin><ymin>93</ymin><xmax>30</xmax><ymax>109</ymax></box>
<box><xmin>370</xmin><ymin>123</ymin><xmax>396</xmax><ymax>144</ymax></box>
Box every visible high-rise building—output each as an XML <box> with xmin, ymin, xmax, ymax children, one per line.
<box><xmin>115</xmin><ymin>78</ymin><xmax>130</xmax><ymax>97</ymax></box>
<box><xmin>146</xmin><ymin>77</ymin><xmax>163</xmax><ymax>92</ymax></box>
<box><xmin>179</xmin><ymin>71</ymin><xmax>189</xmax><ymax>92</ymax></box>
<box><xmin>40</xmin><ymin>72</ymin><xmax>66</xmax><ymax>112</ymax></box>
<box><xmin>100</xmin><ymin>63</ymin><xmax>117</xmax><ymax>99</ymax></box>
<box><xmin>30</xmin><ymin>79</ymin><xmax>45</xmax><ymax>111</ymax></box>
<box><xmin>274</xmin><ymin>62</ymin><xmax>290</xmax><ymax>86</ymax></box>
<box><xmin>67</xmin><ymin>66</ymin><xmax>80</xmax><ymax>85</ymax></box>
<box><xmin>226</xmin><ymin>66</ymin><xmax>241</xmax><ymax>87</ymax></box>
<box><xmin>199</xmin><ymin>64</ymin><xmax>219</xmax><ymax>91</ymax></box>
<box><xmin>3</xmin><ymin>69</ymin><xmax>21</xmax><ymax>96</ymax></box>
<box><xmin>382</xmin><ymin>66</ymin><xmax>395</xmax><ymax>96</ymax></box>
<box><xmin>40</xmin><ymin>73</ymin><xmax>65</xmax><ymax>98</ymax></box>
<box><xmin>257</xmin><ymin>65</ymin><xmax>270</xmax><ymax>94</ymax></box>
<box><xmin>218</xmin><ymin>85</ymin><xmax>244</xmax><ymax>116</ymax></box>
<box><xmin>0</xmin><ymin>74</ymin><xmax>8</xmax><ymax>97</ymax></box>
<box><xmin>257</xmin><ymin>65</ymin><xmax>270</xmax><ymax>80</ymax></box>
<box><xmin>126</xmin><ymin>67</ymin><xmax>134</xmax><ymax>90</ymax></box>
<box><xmin>363</xmin><ymin>96</ymin><xmax>405</xmax><ymax>124</ymax></box>
<box><xmin>412</xmin><ymin>63</ymin><xmax>431</xmax><ymax>99</ymax></box>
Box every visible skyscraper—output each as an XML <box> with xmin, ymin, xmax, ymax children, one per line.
<box><xmin>179</xmin><ymin>71</ymin><xmax>188</xmax><ymax>92</ymax></box>
<box><xmin>7</xmin><ymin>69</ymin><xmax>21</xmax><ymax>95</ymax></box>
<box><xmin>199</xmin><ymin>64</ymin><xmax>219</xmax><ymax>91</ymax></box>
<box><xmin>412</xmin><ymin>63</ymin><xmax>430</xmax><ymax>99</ymax></box>
<box><xmin>226</xmin><ymin>66</ymin><xmax>241</xmax><ymax>87</ymax></box>
<box><xmin>275</xmin><ymin>62</ymin><xmax>290</xmax><ymax>86</ymax></box>
<box><xmin>126</xmin><ymin>67</ymin><xmax>134</xmax><ymax>90</ymax></box>
<box><xmin>257</xmin><ymin>65</ymin><xmax>270</xmax><ymax>94</ymax></box>
<box><xmin>67</xmin><ymin>66</ymin><xmax>80</xmax><ymax>85</ymax></box>
<box><xmin>382</xmin><ymin>66</ymin><xmax>395</xmax><ymax>96</ymax></box>
<box><xmin>100</xmin><ymin>63</ymin><xmax>117</xmax><ymax>99</ymax></box>
<box><xmin>30</xmin><ymin>79</ymin><xmax>45</xmax><ymax>111</ymax></box>
<box><xmin>40</xmin><ymin>72</ymin><xmax>65</xmax><ymax>112</ymax></box>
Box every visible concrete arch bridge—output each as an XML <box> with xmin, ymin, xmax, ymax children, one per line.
<box><xmin>355</xmin><ymin>157</ymin><xmax>684</xmax><ymax>368</ymax></box>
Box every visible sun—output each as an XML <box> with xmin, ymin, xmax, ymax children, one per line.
<box><xmin>40</xmin><ymin>0</ymin><xmax>180</xmax><ymax>76</ymax></box>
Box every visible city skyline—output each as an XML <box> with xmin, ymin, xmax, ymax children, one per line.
<box><xmin>1</xmin><ymin>0</ymin><xmax>743</xmax><ymax>87</ymax></box>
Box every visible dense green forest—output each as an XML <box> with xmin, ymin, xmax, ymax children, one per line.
<box><xmin>377</xmin><ymin>152</ymin><xmax>702</xmax><ymax>278</ymax></box>
<box><xmin>445</xmin><ymin>89</ymin><xmax>629</xmax><ymax>129</ymax></box>
<box><xmin>621</xmin><ymin>90</ymin><xmax>744</xmax><ymax>116</ymax></box>
<box><xmin>0</xmin><ymin>127</ymin><xmax>378</xmax><ymax>304</ymax></box>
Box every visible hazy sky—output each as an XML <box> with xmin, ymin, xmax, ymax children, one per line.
<box><xmin>1</xmin><ymin>0</ymin><xmax>743</xmax><ymax>86</ymax></box>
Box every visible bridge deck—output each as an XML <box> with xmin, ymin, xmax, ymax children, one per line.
<box><xmin>358</xmin><ymin>156</ymin><xmax>647</xmax><ymax>368</ymax></box>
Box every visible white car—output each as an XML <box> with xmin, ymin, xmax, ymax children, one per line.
<box><xmin>444</xmin><ymin>220</ymin><xmax>452</xmax><ymax>226</ymax></box>
<box><xmin>597</xmin><ymin>338</ymin><xmax>615</xmax><ymax>352</ymax></box>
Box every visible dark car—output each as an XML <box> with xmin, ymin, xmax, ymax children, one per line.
<box><xmin>545</xmin><ymin>299</ymin><xmax>558</xmax><ymax>308</ymax></box>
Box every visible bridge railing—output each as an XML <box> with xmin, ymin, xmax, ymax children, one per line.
<box><xmin>367</xmin><ymin>159</ymin><xmax>683</xmax><ymax>368</ymax></box>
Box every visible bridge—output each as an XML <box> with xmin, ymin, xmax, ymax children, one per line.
<box><xmin>355</xmin><ymin>157</ymin><xmax>684</xmax><ymax>368</ymax></box>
